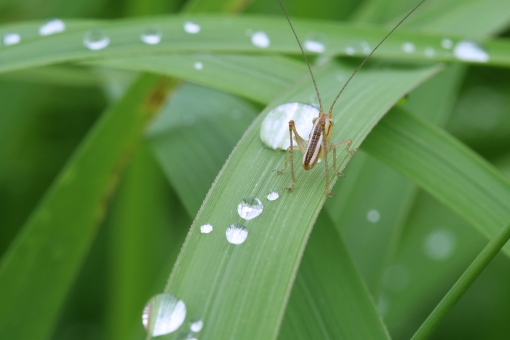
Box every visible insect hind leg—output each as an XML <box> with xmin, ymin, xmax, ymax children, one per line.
<box><xmin>331</xmin><ymin>139</ymin><xmax>357</xmax><ymax>177</ymax></box>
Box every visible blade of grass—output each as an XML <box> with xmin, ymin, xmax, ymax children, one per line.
<box><xmin>362</xmin><ymin>107</ymin><xmax>510</xmax><ymax>256</ymax></box>
<box><xmin>0</xmin><ymin>74</ymin><xmax>178</xmax><ymax>340</ymax></box>
<box><xmin>411</xmin><ymin>219</ymin><xmax>510</xmax><ymax>340</ymax></box>
<box><xmin>2</xmin><ymin>16</ymin><xmax>510</xmax><ymax>74</ymax></box>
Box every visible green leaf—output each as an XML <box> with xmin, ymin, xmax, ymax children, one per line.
<box><xmin>0</xmin><ymin>74</ymin><xmax>178</xmax><ymax>340</ymax></box>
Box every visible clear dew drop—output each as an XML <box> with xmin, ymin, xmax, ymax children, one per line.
<box><xmin>184</xmin><ymin>21</ymin><xmax>201</xmax><ymax>34</ymax></box>
<box><xmin>453</xmin><ymin>40</ymin><xmax>489</xmax><ymax>63</ymax></box>
<box><xmin>38</xmin><ymin>19</ymin><xmax>66</xmax><ymax>36</ymax></box>
<box><xmin>140</xmin><ymin>27</ymin><xmax>162</xmax><ymax>45</ymax></box>
<box><xmin>190</xmin><ymin>318</ymin><xmax>204</xmax><ymax>332</ymax></box>
<box><xmin>83</xmin><ymin>30</ymin><xmax>110</xmax><ymax>50</ymax></box>
<box><xmin>424</xmin><ymin>47</ymin><xmax>435</xmax><ymax>57</ymax></box>
<box><xmin>251</xmin><ymin>31</ymin><xmax>270</xmax><ymax>49</ymax></box>
<box><xmin>266</xmin><ymin>191</ymin><xmax>279</xmax><ymax>201</ymax></box>
<box><xmin>260</xmin><ymin>102</ymin><xmax>319</xmax><ymax>150</ymax></box>
<box><xmin>200</xmin><ymin>223</ymin><xmax>213</xmax><ymax>234</ymax></box>
<box><xmin>3</xmin><ymin>33</ymin><xmax>21</xmax><ymax>46</ymax></box>
<box><xmin>226</xmin><ymin>223</ymin><xmax>248</xmax><ymax>245</ymax></box>
<box><xmin>194</xmin><ymin>61</ymin><xmax>203</xmax><ymax>70</ymax></box>
<box><xmin>441</xmin><ymin>38</ymin><xmax>453</xmax><ymax>49</ymax></box>
<box><xmin>402</xmin><ymin>42</ymin><xmax>415</xmax><ymax>53</ymax></box>
<box><xmin>345</xmin><ymin>46</ymin><xmax>356</xmax><ymax>55</ymax></box>
<box><xmin>142</xmin><ymin>293</ymin><xmax>187</xmax><ymax>337</ymax></box>
<box><xmin>367</xmin><ymin>210</ymin><xmax>380</xmax><ymax>223</ymax></box>
<box><xmin>238</xmin><ymin>197</ymin><xmax>263</xmax><ymax>220</ymax></box>
<box><xmin>304</xmin><ymin>33</ymin><xmax>326</xmax><ymax>53</ymax></box>
<box><xmin>423</xmin><ymin>229</ymin><xmax>456</xmax><ymax>260</ymax></box>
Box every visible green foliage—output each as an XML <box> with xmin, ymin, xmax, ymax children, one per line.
<box><xmin>1</xmin><ymin>0</ymin><xmax>510</xmax><ymax>339</ymax></box>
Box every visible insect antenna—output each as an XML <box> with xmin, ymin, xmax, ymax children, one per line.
<box><xmin>277</xmin><ymin>0</ymin><xmax>324</xmax><ymax>114</ymax></box>
<box><xmin>328</xmin><ymin>0</ymin><xmax>427</xmax><ymax>115</ymax></box>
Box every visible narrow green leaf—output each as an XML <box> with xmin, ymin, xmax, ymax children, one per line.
<box><xmin>363</xmin><ymin>107</ymin><xmax>510</xmax><ymax>255</ymax></box>
<box><xmin>0</xmin><ymin>74</ymin><xmax>177</xmax><ymax>340</ymax></box>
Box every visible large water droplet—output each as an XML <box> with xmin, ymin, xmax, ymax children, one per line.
<box><xmin>142</xmin><ymin>293</ymin><xmax>187</xmax><ymax>337</ymax></box>
<box><xmin>423</xmin><ymin>229</ymin><xmax>456</xmax><ymax>260</ymax></box>
<box><xmin>251</xmin><ymin>31</ymin><xmax>270</xmax><ymax>48</ymax></box>
<box><xmin>3</xmin><ymin>33</ymin><xmax>21</xmax><ymax>46</ymax></box>
<box><xmin>83</xmin><ymin>30</ymin><xmax>110</xmax><ymax>50</ymax></box>
<box><xmin>39</xmin><ymin>19</ymin><xmax>65</xmax><ymax>36</ymax></box>
<box><xmin>190</xmin><ymin>318</ymin><xmax>203</xmax><ymax>332</ymax></box>
<box><xmin>266</xmin><ymin>191</ymin><xmax>279</xmax><ymax>201</ymax></box>
<box><xmin>226</xmin><ymin>223</ymin><xmax>248</xmax><ymax>245</ymax></box>
<box><xmin>402</xmin><ymin>42</ymin><xmax>415</xmax><ymax>53</ymax></box>
<box><xmin>260</xmin><ymin>102</ymin><xmax>319</xmax><ymax>150</ymax></box>
<box><xmin>141</xmin><ymin>27</ymin><xmax>162</xmax><ymax>45</ymax></box>
<box><xmin>184</xmin><ymin>21</ymin><xmax>201</xmax><ymax>34</ymax></box>
<box><xmin>453</xmin><ymin>40</ymin><xmax>489</xmax><ymax>63</ymax></box>
<box><xmin>200</xmin><ymin>223</ymin><xmax>213</xmax><ymax>234</ymax></box>
<box><xmin>237</xmin><ymin>197</ymin><xmax>263</xmax><ymax>220</ymax></box>
<box><xmin>366</xmin><ymin>209</ymin><xmax>380</xmax><ymax>223</ymax></box>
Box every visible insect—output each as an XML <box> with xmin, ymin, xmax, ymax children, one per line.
<box><xmin>276</xmin><ymin>0</ymin><xmax>426</xmax><ymax>197</ymax></box>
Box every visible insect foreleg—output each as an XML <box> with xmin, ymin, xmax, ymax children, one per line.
<box><xmin>330</xmin><ymin>139</ymin><xmax>356</xmax><ymax>177</ymax></box>
<box><xmin>276</xmin><ymin>120</ymin><xmax>303</xmax><ymax>192</ymax></box>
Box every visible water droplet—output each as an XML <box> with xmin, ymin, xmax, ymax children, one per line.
<box><xmin>200</xmin><ymin>224</ymin><xmax>213</xmax><ymax>234</ymax></box>
<box><xmin>140</xmin><ymin>27</ymin><xmax>162</xmax><ymax>45</ymax></box>
<box><xmin>142</xmin><ymin>293</ymin><xmax>187</xmax><ymax>337</ymax></box>
<box><xmin>402</xmin><ymin>42</ymin><xmax>415</xmax><ymax>53</ymax></box>
<box><xmin>453</xmin><ymin>40</ymin><xmax>489</xmax><ymax>63</ymax></box>
<box><xmin>251</xmin><ymin>31</ymin><xmax>270</xmax><ymax>48</ymax></box>
<box><xmin>266</xmin><ymin>191</ymin><xmax>279</xmax><ymax>201</ymax></box>
<box><xmin>423</xmin><ymin>229</ymin><xmax>456</xmax><ymax>260</ymax></box>
<box><xmin>190</xmin><ymin>318</ymin><xmax>203</xmax><ymax>332</ymax></box>
<box><xmin>304</xmin><ymin>33</ymin><xmax>326</xmax><ymax>53</ymax></box>
<box><xmin>260</xmin><ymin>102</ymin><xmax>319</xmax><ymax>150</ymax></box>
<box><xmin>184</xmin><ymin>21</ymin><xmax>201</xmax><ymax>34</ymax></box>
<box><xmin>39</xmin><ymin>19</ymin><xmax>66</xmax><ymax>36</ymax></box>
<box><xmin>83</xmin><ymin>30</ymin><xmax>110</xmax><ymax>50</ymax></box>
<box><xmin>238</xmin><ymin>197</ymin><xmax>263</xmax><ymax>220</ymax></box>
<box><xmin>3</xmin><ymin>33</ymin><xmax>21</xmax><ymax>46</ymax></box>
<box><xmin>367</xmin><ymin>210</ymin><xmax>380</xmax><ymax>223</ymax></box>
<box><xmin>360</xmin><ymin>41</ymin><xmax>371</xmax><ymax>55</ymax></box>
<box><xmin>345</xmin><ymin>46</ymin><xmax>356</xmax><ymax>56</ymax></box>
<box><xmin>383</xmin><ymin>265</ymin><xmax>410</xmax><ymax>292</ymax></box>
<box><xmin>194</xmin><ymin>61</ymin><xmax>203</xmax><ymax>70</ymax></box>
<box><xmin>226</xmin><ymin>223</ymin><xmax>248</xmax><ymax>245</ymax></box>
<box><xmin>441</xmin><ymin>38</ymin><xmax>453</xmax><ymax>49</ymax></box>
<box><xmin>424</xmin><ymin>47</ymin><xmax>435</xmax><ymax>57</ymax></box>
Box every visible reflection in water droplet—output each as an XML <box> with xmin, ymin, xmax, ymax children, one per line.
<box><xmin>423</xmin><ymin>229</ymin><xmax>456</xmax><ymax>260</ymax></box>
<box><xmin>367</xmin><ymin>210</ymin><xmax>380</xmax><ymax>223</ymax></box>
<box><xmin>184</xmin><ymin>21</ymin><xmax>201</xmax><ymax>34</ymax></box>
<box><xmin>190</xmin><ymin>318</ymin><xmax>203</xmax><ymax>332</ymax></box>
<box><xmin>194</xmin><ymin>61</ymin><xmax>203</xmax><ymax>70</ymax></box>
<box><xmin>226</xmin><ymin>223</ymin><xmax>248</xmax><ymax>244</ymax></box>
<box><xmin>260</xmin><ymin>102</ymin><xmax>319</xmax><ymax>150</ymax></box>
<box><xmin>424</xmin><ymin>47</ymin><xmax>435</xmax><ymax>57</ymax></box>
<box><xmin>453</xmin><ymin>40</ymin><xmax>489</xmax><ymax>63</ymax></box>
<box><xmin>402</xmin><ymin>42</ymin><xmax>415</xmax><ymax>53</ymax></box>
<box><xmin>39</xmin><ymin>19</ymin><xmax>66</xmax><ymax>36</ymax></box>
<box><xmin>441</xmin><ymin>38</ymin><xmax>453</xmax><ymax>49</ymax></box>
<box><xmin>237</xmin><ymin>197</ymin><xmax>263</xmax><ymax>220</ymax></box>
<box><xmin>251</xmin><ymin>31</ymin><xmax>270</xmax><ymax>48</ymax></box>
<box><xmin>383</xmin><ymin>265</ymin><xmax>410</xmax><ymax>292</ymax></box>
<box><xmin>200</xmin><ymin>224</ymin><xmax>213</xmax><ymax>234</ymax></box>
<box><xmin>3</xmin><ymin>33</ymin><xmax>21</xmax><ymax>46</ymax></box>
<box><xmin>83</xmin><ymin>30</ymin><xmax>110</xmax><ymax>50</ymax></box>
<box><xmin>266</xmin><ymin>191</ymin><xmax>279</xmax><ymax>201</ymax></box>
<box><xmin>142</xmin><ymin>293</ymin><xmax>187</xmax><ymax>337</ymax></box>
<box><xmin>345</xmin><ymin>46</ymin><xmax>356</xmax><ymax>55</ymax></box>
<box><xmin>141</xmin><ymin>27</ymin><xmax>162</xmax><ymax>45</ymax></box>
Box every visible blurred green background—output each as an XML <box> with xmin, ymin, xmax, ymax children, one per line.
<box><xmin>1</xmin><ymin>0</ymin><xmax>510</xmax><ymax>339</ymax></box>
